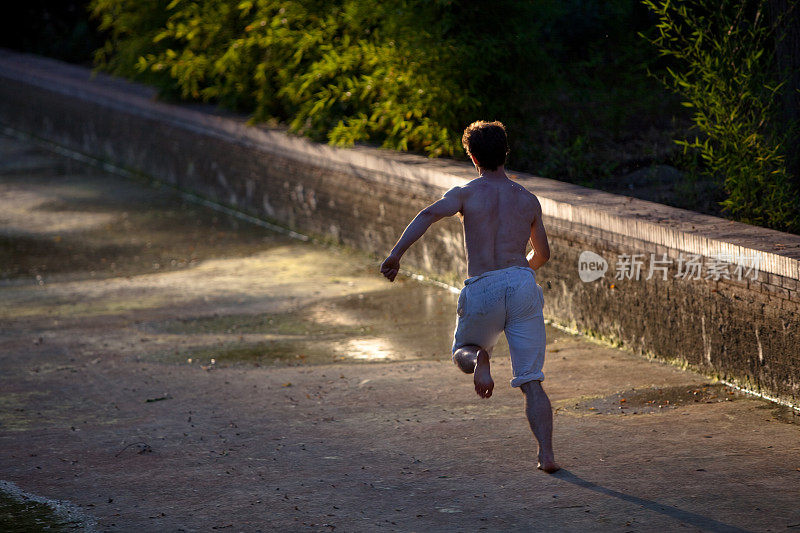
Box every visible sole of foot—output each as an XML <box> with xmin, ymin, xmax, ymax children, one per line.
<box><xmin>474</xmin><ymin>350</ymin><xmax>494</xmax><ymax>398</ymax></box>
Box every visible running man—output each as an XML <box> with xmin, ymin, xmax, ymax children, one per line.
<box><xmin>380</xmin><ymin>120</ymin><xmax>559</xmax><ymax>473</ymax></box>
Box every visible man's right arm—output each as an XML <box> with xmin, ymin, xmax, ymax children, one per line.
<box><xmin>380</xmin><ymin>186</ymin><xmax>463</xmax><ymax>281</ymax></box>
<box><xmin>527</xmin><ymin>197</ymin><xmax>550</xmax><ymax>271</ymax></box>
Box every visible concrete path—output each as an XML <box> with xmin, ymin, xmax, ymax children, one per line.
<box><xmin>1</xmin><ymin>133</ymin><xmax>799</xmax><ymax>532</ymax></box>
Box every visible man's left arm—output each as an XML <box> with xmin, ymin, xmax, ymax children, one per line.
<box><xmin>527</xmin><ymin>197</ymin><xmax>550</xmax><ymax>271</ymax></box>
<box><xmin>380</xmin><ymin>187</ymin><xmax>463</xmax><ymax>282</ymax></box>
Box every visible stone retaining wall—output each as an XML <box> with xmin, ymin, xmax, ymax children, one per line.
<box><xmin>1</xmin><ymin>49</ymin><xmax>798</xmax><ymax>405</ymax></box>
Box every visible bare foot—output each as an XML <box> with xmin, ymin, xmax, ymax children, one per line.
<box><xmin>474</xmin><ymin>350</ymin><xmax>494</xmax><ymax>398</ymax></box>
<box><xmin>537</xmin><ymin>454</ymin><xmax>560</xmax><ymax>474</ymax></box>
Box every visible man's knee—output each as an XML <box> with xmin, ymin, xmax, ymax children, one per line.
<box><xmin>520</xmin><ymin>379</ymin><xmax>544</xmax><ymax>395</ymax></box>
<box><xmin>453</xmin><ymin>345</ymin><xmax>481</xmax><ymax>374</ymax></box>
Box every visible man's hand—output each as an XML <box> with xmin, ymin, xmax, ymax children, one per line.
<box><xmin>380</xmin><ymin>255</ymin><xmax>400</xmax><ymax>282</ymax></box>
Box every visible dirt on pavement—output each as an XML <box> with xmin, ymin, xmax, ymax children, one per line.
<box><xmin>1</xmin><ymin>134</ymin><xmax>799</xmax><ymax>532</ymax></box>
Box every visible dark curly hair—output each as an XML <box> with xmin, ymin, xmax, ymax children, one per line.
<box><xmin>461</xmin><ymin>120</ymin><xmax>509</xmax><ymax>171</ymax></box>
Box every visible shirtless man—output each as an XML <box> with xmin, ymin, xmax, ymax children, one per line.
<box><xmin>380</xmin><ymin>120</ymin><xmax>559</xmax><ymax>473</ymax></box>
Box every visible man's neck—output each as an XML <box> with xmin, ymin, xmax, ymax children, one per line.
<box><xmin>477</xmin><ymin>165</ymin><xmax>507</xmax><ymax>180</ymax></box>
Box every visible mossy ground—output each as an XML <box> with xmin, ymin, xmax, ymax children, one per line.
<box><xmin>0</xmin><ymin>489</ymin><xmax>76</xmax><ymax>532</ymax></box>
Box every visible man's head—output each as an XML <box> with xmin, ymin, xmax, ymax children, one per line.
<box><xmin>461</xmin><ymin>120</ymin><xmax>509</xmax><ymax>171</ymax></box>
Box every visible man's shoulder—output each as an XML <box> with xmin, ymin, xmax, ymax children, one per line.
<box><xmin>524</xmin><ymin>187</ymin><xmax>542</xmax><ymax>208</ymax></box>
<box><xmin>462</xmin><ymin>177</ymin><xmax>485</xmax><ymax>189</ymax></box>
<box><xmin>509</xmin><ymin>183</ymin><xmax>542</xmax><ymax>221</ymax></box>
<box><xmin>507</xmin><ymin>180</ymin><xmax>541</xmax><ymax>208</ymax></box>
<box><xmin>455</xmin><ymin>178</ymin><xmax>485</xmax><ymax>199</ymax></box>
<box><xmin>460</xmin><ymin>177</ymin><xmax>539</xmax><ymax>199</ymax></box>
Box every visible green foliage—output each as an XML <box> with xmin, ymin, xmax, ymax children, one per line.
<box><xmin>90</xmin><ymin>0</ymin><xmax>657</xmax><ymax>160</ymax></box>
<box><xmin>91</xmin><ymin>0</ymin><xmax>175</xmax><ymax>89</ymax></box>
<box><xmin>642</xmin><ymin>0</ymin><xmax>800</xmax><ymax>233</ymax></box>
<box><xmin>90</xmin><ymin>0</ymin><xmax>491</xmax><ymax>156</ymax></box>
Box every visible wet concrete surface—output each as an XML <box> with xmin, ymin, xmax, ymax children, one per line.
<box><xmin>1</xmin><ymin>134</ymin><xmax>800</xmax><ymax>532</ymax></box>
<box><xmin>567</xmin><ymin>383</ymin><xmax>745</xmax><ymax>416</ymax></box>
<box><xmin>138</xmin><ymin>284</ymin><xmax>472</xmax><ymax>367</ymax></box>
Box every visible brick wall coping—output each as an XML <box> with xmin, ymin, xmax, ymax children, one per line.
<box><xmin>2</xmin><ymin>48</ymin><xmax>799</xmax><ymax>280</ymax></box>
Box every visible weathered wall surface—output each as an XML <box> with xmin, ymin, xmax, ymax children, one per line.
<box><xmin>1</xmin><ymin>50</ymin><xmax>798</xmax><ymax>404</ymax></box>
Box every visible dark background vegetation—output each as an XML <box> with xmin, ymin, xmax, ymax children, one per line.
<box><xmin>0</xmin><ymin>1</ymin><xmax>105</xmax><ymax>65</ymax></box>
<box><xmin>1</xmin><ymin>0</ymin><xmax>797</xmax><ymax>232</ymax></box>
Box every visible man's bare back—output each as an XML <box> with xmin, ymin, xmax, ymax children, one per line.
<box><xmin>460</xmin><ymin>173</ymin><xmax>546</xmax><ymax>276</ymax></box>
